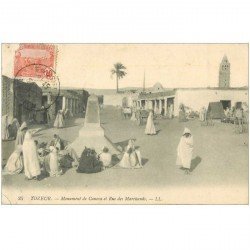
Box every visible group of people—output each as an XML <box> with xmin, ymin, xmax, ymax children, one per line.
<box><xmin>3</xmin><ymin>121</ymin><xmax>79</xmax><ymax>180</ymax></box>
<box><xmin>53</xmin><ymin>108</ymin><xmax>78</xmax><ymax>128</ymax></box>
<box><xmin>129</xmin><ymin>105</ymin><xmax>194</xmax><ymax>173</ymax></box>
<box><xmin>77</xmin><ymin>139</ymin><xmax>143</xmax><ymax>173</ymax></box>
<box><xmin>4</xmin><ymin>123</ymin><xmax>41</xmax><ymax>180</ymax></box>
<box><xmin>77</xmin><ymin>125</ymin><xmax>193</xmax><ymax>175</ymax></box>
<box><xmin>222</xmin><ymin>106</ymin><xmax>248</xmax><ymax>133</ymax></box>
<box><xmin>2</xmin><ymin>101</ymin><xmax>195</xmax><ymax>179</ymax></box>
<box><xmin>77</xmin><ymin>147</ymin><xmax>112</xmax><ymax>173</ymax></box>
<box><xmin>3</xmin><ymin>118</ymin><xmax>146</xmax><ymax>178</ymax></box>
<box><xmin>41</xmin><ymin>107</ymin><xmax>73</xmax><ymax>128</ymax></box>
<box><xmin>130</xmin><ymin>108</ymin><xmax>157</xmax><ymax>135</ymax></box>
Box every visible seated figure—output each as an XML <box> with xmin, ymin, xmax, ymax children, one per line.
<box><xmin>117</xmin><ymin>140</ymin><xmax>142</xmax><ymax>169</ymax></box>
<box><xmin>99</xmin><ymin>147</ymin><xmax>112</xmax><ymax>169</ymax></box>
<box><xmin>49</xmin><ymin>146</ymin><xmax>63</xmax><ymax>177</ymax></box>
<box><xmin>50</xmin><ymin>134</ymin><xmax>79</xmax><ymax>167</ymax></box>
<box><xmin>77</xmin><ymin>148</ymin><xmax>103</xmax><ymax>174</ymax></box>
<box><xmin>3</xmin><ymin>145</ymin><xmax>23</xmax><ymax>175</ymax></box>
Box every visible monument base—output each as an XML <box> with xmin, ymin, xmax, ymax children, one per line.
<box><xmin>70</xmin><ymin>125</ymin><xmax>119</xmax><ymax>157</ymax></box>
<box><xmin>69</xmin><ymin>94</ymin><xmax>119</xmax><ymax>157</ymax></box>
<box><xmin>79</xmin><ymin>124</ymin><xmax>104</xmax><ymax>137</ymax></box>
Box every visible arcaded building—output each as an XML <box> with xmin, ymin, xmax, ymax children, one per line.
<box><xmin>42</xmin><ymin>88</ymin><xmax>89</xmax><ymax>121</ymax></box>
<box><xmin>134</xmin><ymin>56</ymin><xmax>248</xmax><ymax>117</ymax></box>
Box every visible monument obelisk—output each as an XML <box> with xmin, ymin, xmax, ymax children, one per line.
<box><xmin>70</xmin><ymin>95</ymin><xmax>118</xmax><ymax>156</ymax></box>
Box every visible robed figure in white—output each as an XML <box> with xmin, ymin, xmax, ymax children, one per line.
<box><xmin>22</xmin><ymin>131</ymin><xmax>41</xmax><ymax>179</ymax></box>
<box><xmin>176</xmin><ymin>128</ymin><xmax>194</xmax><ymax>172</ymax></box>
<box><xmin>54</xmin><ymin>110</ymin><xmax>65</xmax><ymax>128</ymax></box>
<box><xmin>130</xmin><ymin>107</ymin><xmax>137</xmax><ymax>121</ymax></box>
<box><xmin>49</xmin><ymin>146</ymin><xmax>62</xmax><ymax>177</ymax></box>
<box><xmin>15</xmin><ymin>122</ymin><xmax>28</xmax><ymax>148</ymax></box>
<box><xmin>3</xmin><ymin>145</ymin><xmax>23</xmax><ymax>175</ymax></box>
<box><xmin>145</xmin><ymin>111</ymin><xmax>156</xmax><ymax>135</ymax></box>
<box><xmin>117</xmin><ymin>140</ymin><xmax>142</xmax><ymax>169</ymax></box>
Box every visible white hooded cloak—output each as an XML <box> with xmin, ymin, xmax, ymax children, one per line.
<box><xmin>176</xmin><ymin>128</ymin><xmax>194</xmax><ymax>169</ymax></box>
<box><xmin>4</xmin><ymin>145</ymin><xmax>23</xmax><ymax>175</ymax></box>
<box><xmin>118</xmin><ymin>140</ymin><xmax>142</xmax><ymax>169</ymax></box>
<box><xmin>23</xmin><ymin>131</ymin><xmax>41</xmax><ymax>179</ymax></box>
<box><xmin>54</xmin><ymin>110</ymin><xmax>65</xmax><ymax>128</ymax></box>
<box><xmin>15</xmin><ymin>122</ymin><xmax>27</xmax><ymax>148</ymax></box>
<box><xmin>49</xmin><ymin>146</ymin><xmax>62</xmax><ymax>177</ymax></box>
<box><xmin>145</xmin><ymin>111</ymin><xmax>156</xmax><ymax>135</ymax></box>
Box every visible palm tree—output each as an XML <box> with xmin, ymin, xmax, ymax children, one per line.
<box><xmin>111</xmin><ymin>62</ymin><xmax>127</xmax><ymax>93</ymax></box>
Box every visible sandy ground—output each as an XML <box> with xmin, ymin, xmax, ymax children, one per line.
<box><xmin>1</xmin><ymin>106</ymin><xmax>249</xmax><ymax>193</ymax></box>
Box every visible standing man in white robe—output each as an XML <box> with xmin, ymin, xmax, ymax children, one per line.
<box><xmin>130</xmin><ymin>107</ymin><xmax>137</xmax><ymax>121</ymax></box>
<box><xmin>22</xmin><ymin>131</ymin><xmax>41</xmax><ymax>180</ymax></box>
<box><xmin>145</xmin><ymin>111</ymin><xmax>156</xmax><ymax>135</ymax></box>
<box><xmin>54</xmin><ymin>110</ymin><xmax>65</xmax><ymax>128</ymax></box>
<box><xmin>15</xmin><ymin>122</ymin><xmax>28</xmax><ymax>148</ymax></box>
<box><xmin>176</xmin><ymin>128</ymin><xmax>194</xmax><ymax>174</ymax></box>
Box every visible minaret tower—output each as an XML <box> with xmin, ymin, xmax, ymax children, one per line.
<box><xmin>219</xmin><ymin>55</ymin><xmax>230</xmax><ymax>88</ymax></box>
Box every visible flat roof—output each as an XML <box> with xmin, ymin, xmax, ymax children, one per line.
<box><xmin>175</xmin><ymin>87</ymin><xmax>248</xmax><ymax>91</ymax></box>
<box><xmin>137</xmin><ymin>86</ymin><xmax>248</xmax><ymax>100</ymax></box>
<box><xmin>138</xmin><ymin>90</ymin><xmax>176</xmax><ymax>99</ymax></box>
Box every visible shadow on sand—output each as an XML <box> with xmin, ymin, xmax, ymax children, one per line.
<box><xmin>156</xmin><ymin>129</ymin><xmax>161</xmax><ymax>135</ymax></box>
<box><xmin>141</xmin><ymin>158</ymin><xmax>149</xmax><ymax>166</ymax></box>
<box><xmin>190</xmin><ymin>156</ymin><xmax>202</xmax><ymax>172</ymax></box>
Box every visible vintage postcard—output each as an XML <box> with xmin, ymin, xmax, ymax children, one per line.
<box><xmin>1</xmin><ymin>43</ymin><xmax>248</xmax><ymax>204</ymax></box>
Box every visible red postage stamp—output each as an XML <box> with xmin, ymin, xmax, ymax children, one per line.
<box><xmin>14</xmin><ymin>43</ymin><xmax>56</xmax><ymax>79</ymax></box>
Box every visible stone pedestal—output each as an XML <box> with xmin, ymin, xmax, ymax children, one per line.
<box><xmin>70</xmin><ymin>94</ymin><xmax>119</xmax><ymax>157</ymax></box>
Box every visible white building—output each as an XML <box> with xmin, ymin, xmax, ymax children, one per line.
<box><xmin>133</xmin><ymin>56</ymin><xmax>248</xmax><ymax>117</ymax></box>
<box><xmin>174</xmin><ymin>87</ymin><xmax>248</xmax><ymax>116</ymax></box>
<box><xmin>134</xmin><ymin>87</ymin><xmax>248</xmax><ymax>117</ymax></box>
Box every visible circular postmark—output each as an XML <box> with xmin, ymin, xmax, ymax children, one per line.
<box><xmin>13</xmin><ymin>63</ymin><xmax>60</xmax><ymax>112</ymax></box>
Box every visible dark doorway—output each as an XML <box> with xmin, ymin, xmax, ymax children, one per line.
<box><xmin>141</xmin><ymin>100</ymin><xmax>146</xmax><ymax>109</ymax></box>
<box><xmin>161</xmin><ymin>99</ymin><xmax>165</xmax><ymax>115</ymax></box>
<box><xmin>167</xmin><ymin>97</ymin><xmax>175</xmax><ymax>115</ymax></box>
<box><xmin>235</xmin><ymin>102</ymin><xmax>242</xmax><ymax>109</ymax></box>
<box><xmin>42</xmin><ymin>96</ymin><xmax>48</xmax><ymax>107</ymax></box>
<box><xmin>167</xmin><ymin>97</ymin><xmax>174</xmax><ymax>106</ymax></box>
<box><xmin>220</xmin><ymin>100</ymin><xmax>231</xmax><ymax>110</ymax></box>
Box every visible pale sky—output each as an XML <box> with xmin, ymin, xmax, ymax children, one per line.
<box><xmin>2</xmin><ymin>44</ymin><xmax>248</xmax><ymax>89</ymax></box>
